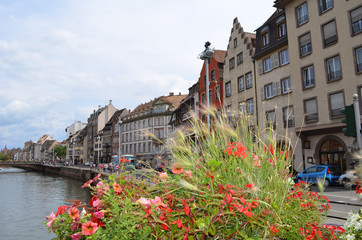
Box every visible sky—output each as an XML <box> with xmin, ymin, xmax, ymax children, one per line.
<box><xmin>0</xmin><ymin>0</ymin><xmax>275</xmax><ymax>149</ymax></box>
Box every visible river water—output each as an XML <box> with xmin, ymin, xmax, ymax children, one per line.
<box><xmin>0</xmin><ymin>167</ymin><xmax>91</xmax><ymax>240</ymax></box>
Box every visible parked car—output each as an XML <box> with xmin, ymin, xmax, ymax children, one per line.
<box><xmin>294</xmin><ymin>165</ymin><xmax>341</xmax><ymax>187</ymax></box>
<box><xmin>338</xmin><ymin>171</ymin><xmax>358</xmax><ymax>188</ymax></box>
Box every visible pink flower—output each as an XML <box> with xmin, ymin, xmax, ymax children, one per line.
<box><xmin>46</xmin><ymin>211</ymin><xmax>56</xmax><ymax>228</ymax></box>
<box><xmin>70</xmin><ymin>233</ymin><xmax>82</xmax><ymax>240</ymax></box>
<box><xmin>172</xmin><ymin>162</ymin><xmax>184</xmax><ymax>174</ymax></box>
<box><xmin>138</xmin><ymin>197</ymin><xmax>151</xmax><ymax>207</ymax></box>
<box><xmin>183</xmin><ymin>170</ymin><xmax>193</xmax><ymax>179</ymax></box>
<box><xmin>93</xmin><ymin>199</ymin><xmax>103</xmax><ymax>208</ymax></box>
<box><xmin>159</xmin><ymin>172</ymin><xmax>168</xmax><ymax>182</ymax></box>
<box><xmin>150</xmin><ymin>196</ymin><xmax>167</xmax><ymax>208</ymax></box>
<box><xmin>68</xmin><ymin>207</ymin><xmax>80</xmax><ymax>219</ymax></box>
<box><xmin>81</xmin><ymin>221</ymin><xmax>99</xmax><ymax>235</ymax></box>
<box><xmin>94</xmin><ymin>211</ymin><xmax>104</xmax><ymax>219</ymax></box>
<box><xmin>112</xmin><ymin>182</ymin><xmax>122</xmax><ymax>194</ymax></box>
<box><xmin>252</xmin><ymin>153</ymin><xmax>261</xmax><ymax>168</ymax></box>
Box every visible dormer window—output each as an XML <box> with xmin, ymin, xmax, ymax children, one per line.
<box><xmin>262</xmin><ymin>31</ymin><xmax>269</xmax><ymax>47</ymax></box>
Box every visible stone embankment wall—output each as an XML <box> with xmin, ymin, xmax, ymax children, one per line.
<box><xmin>0</xmin><ymin>163</ymin><xmax>102</xmax><ymax>181</ymax></box>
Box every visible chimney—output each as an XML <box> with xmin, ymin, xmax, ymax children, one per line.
<box><xmin>109</xmin><ymin>100</ymin><xmax>112</xmax><ymax>105</ymax></box>
<box><xmin>169</xmin><ymin>92</ymin><xmax>174</xmax><ymax>96</ymax></box>
<box><xmin>179</xmin><ymin>92</ymin><xmax>181</xmax><ymax>95</ymax></box>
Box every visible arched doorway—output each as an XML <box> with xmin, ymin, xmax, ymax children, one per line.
<box><xmin>319</xmin><ymin>139</ymin><xmax>346</xmax><ymax>172</ymax></box>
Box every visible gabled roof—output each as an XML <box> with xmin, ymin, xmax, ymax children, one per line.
<box><xmin>213</xmin><ymin>50</ymin><xmax>226</xmax><ymax>63</ymax></box>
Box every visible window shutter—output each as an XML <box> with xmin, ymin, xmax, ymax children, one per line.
<box><xmin>260</xmin><ymin>86</ymin><xmax>265</xmax><ymax>101</ymax></box>
<box><xmin>351</xmin><ymin>7</ymin><xmax>362</xmax><ymax>23</ymax></box>
<box><xmin>323</xmin><ymin>21</ymin><xmax>336</xmax><ymax>39</ymax></box>
<box><xmin>271</xmin><ymin>53</ymin><xmax>280</xmax><ymax>69</ymax></box>
<box><xmin>300</xmin><ymin>33</ymin><xmax>310</xmax><ymax>46</ymax></box>
<box><xmin>273</xmin><ymin>81</ymin><xmax>281</xmax><ymax>96</ymax></box>
<box><xmin>258</xmin><ymin>61</ymin><xmax>263</xmax><ymax>75</ymax></box>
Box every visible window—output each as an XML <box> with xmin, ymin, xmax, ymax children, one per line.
<box><xmin>201</xmin><ymin>93</ymin><xmax>205</xmax><ymax>105</ymax></box>
<box><xmin>226</xmin><ymin>105</ymin><xmax>232</xmax><ymax>123</ymax></box>
<box><xmin>234</xmin><ymin>38</ymin><xmax>237</xmax><ymax>48</ymax></box>
<box><xmin>262</xmin><ymin>31</ymin><xmax>269</xmax><ymax>46</ymax></box>
<box><xmin>296</xmin><ymin>3</ymin><xmax>308</xmax><ymax>26</ymax></box>
<box><xmin>211</xmin><ymin>69</ymin><xmax>215</xmax><ymax>81</ymax></box>
<box><xmin>322</xmin><ymin>20</ymin><xmax>337</xmax><ymax>47</ymax></box>
<box><xmin>209</xmin><ymin>90</ymin><xmax>212</xmax><ymax>104</ymax></box>
<box><xmin>304</xmin><ymin>98</ymin><xmax>318</xmax><ymax>122</ymax></box>
<box><xmin>278</xmin><ymin>21</ymin><xmax>286</xmax><ymax>38</ymax></box>
<box><xmin>247</xmin><ymin>98</ymin><xmax>254</xmax><ymax>114</ymax></box>
<box><xmin>302</xmin><ymin>65</ymin><xmax>315</xmax><ymax>88</ymax></box>
<box><xmin>266</xmin><ymin>110</ymin><xmax>276</xmax><ymax>129</ymax></box>
<box><xmin>238</xmin><ymin>76</ymin><xmax>245</xmax><ymax>92</ymax></box>
<box><xmin>280</xmin><ymin>49</ymin><xmax>289</xmax><ymax>65</ymax></box>
<box><xmin>225</xmin><ymin>81</ymin><xmax>231</xmax><ymax>97</ymax></box>
<box><xmin>281</xmin><ymin>77</ymin><xmax>292</xmax><ymax>94</ymax></box>
<box><xmin>215</xmin><ymin>85</ymin><xmax>220</xmax><ymax>101</ymax></box>
<box><xmin>283</xmin><ymin>106</ymin><xmax>294</xmax><ymax>127</ymax></box>
<box><xmin>229</xmin><ymin>57</ymin><xmax>235</xmax><ymax>70</ymax></box>
<box><xmin>239</xmin><ymin>102</ymin><xmax>246</xmax><ymax>115</ymax></box>
<box><xmin>355</xmin><ymin>47</ymin><xmax>362</xmax><ymax>73</ymax></box>
<box><xmin>265</xmin><ymin>84</ymin><xmax>274</xmax><ymax>99</ymax></box>
<box><xmin>246</xmin><ymin>72</ymin><xmax>252</xmax><ymax>89</ymax></box>
<box><xmin>350</xmin><ymin>6</ymin><xmax>362</xmax><ymax>35</ymax></box>
<box><xmin>326</xmin><ymin>56</ymin><xmax>341</xmax><ymax>81</ymax></box>
<box><xmin>329</xmin><ymin>91</ymin><xmax>345</xmax><ymax>118</ymax></box>
<box><xmin>263</xmin><ymin>57</ymin><xmax>272</xmax><ymax>72</ymax></box>
<box><xmin>320</xmin><ymin>0</ymin><xmax>333</xmax><ymax>13</ymax></box>
<box><xmin>237</xmin><ymin>52</ymin><xmax>243</xmax><ymax>65</ymax></box>
<box><xmin>299</xmin><ymin>33</ymin><xmax>312</xmax><ymax>56</ymax></box>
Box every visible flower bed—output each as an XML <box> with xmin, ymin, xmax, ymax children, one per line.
<box><xmin>46</xmin><ymin>113</ymin><xmax>351</xmax><ymax>239</ymax></box>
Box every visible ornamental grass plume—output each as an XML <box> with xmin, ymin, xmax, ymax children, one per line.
<box><xmin>46</xmin><ymin>108</ymin><xmax>348</xmax><ymax>239</ymax></box>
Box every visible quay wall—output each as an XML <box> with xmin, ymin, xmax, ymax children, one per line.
<box><xmin>0</xmin><ymin>163</ymin><xmax>102</xmax><ymax>182</ymax></box>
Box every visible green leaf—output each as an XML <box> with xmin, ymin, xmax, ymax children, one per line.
<box><xmin>140</xmin><ymin>226</ymin><xmax>152</xmax><ymax>240</ymax></box>
<box><xmin>196</xmin><ymin>218</ymin><xmax>207</xmax><ymax>229</ymax></box>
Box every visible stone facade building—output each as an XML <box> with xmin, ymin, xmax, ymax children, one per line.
<box><xmin>120</xmin><ymin>93</ymin><xmax>186</xmax><ymax>166</ymax></box>
<box><xmin>223</xmin><ymin>18</ymin><xmax>257</xmax><ymax>127</ymax></box>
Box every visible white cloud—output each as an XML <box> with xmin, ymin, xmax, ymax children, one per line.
<box><xmin>0</xmin><ymin>0</ymin><xmax>275</xmax><ymax>148</ymax></box>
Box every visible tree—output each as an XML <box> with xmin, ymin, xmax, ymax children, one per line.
<box><xmin>53</xmin><ymin>145</ymin><xmax>66</xmax><ymax>159</ymax></box>
<box><xmin>0</xmin><ymin>153</ymin><xmax>10</xmax><ymax>162</ymax></box>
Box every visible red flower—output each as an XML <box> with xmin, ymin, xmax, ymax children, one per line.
<box><xmin>56</xmin><ymin>205</ymin><xmax>69</xmax><ymax>216</ymax></box>
<box><xmin>245</xmin><ymin>183</ymin><xmax>254</xmax><ymax>189</ymax></box>
<box><xmin>120</xmin><ymin>156</ymin><xmax>131</xmax><ymax>164</ymax></box>
<box><xmin>183</xmin><ymin>200</ymin><xmax>190</xmax><ymax>216</ymax></box>
<box><xmin>233</xmin><ymin>143</ymin><xmax>247</xmax><ymax>159</ymax></box>
<box><xmin>270</xmin><ymin>225</ymin><xmax>279</xmax><ymax>235</ymax></box>
<box><xmin>171</xmin><ymin>218</ymin><xmax>183</xmax><ymax>229</ymax></box>
<box><xmin>224</xmin><ymin>142</ymin><xmax>236</xmax><ymax>155</ymax></box>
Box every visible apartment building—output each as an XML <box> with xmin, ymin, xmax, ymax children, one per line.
<box><xmin>272</xmin><ymin>0</ymin><xmax>362</xmax><ymax>172</ymax></box>
<box><xmin>223</xmin><ymin>18</ymin><xmax>257</xmax><ymax>126</ymax></box>
<box><xmin>254</xmin><ymin>9</ymin><xmax>296</xmax><ymax>167</ymax></box>
<box><xmin>170</xmin><ymin>82</ymin><xmax>199</xmax><ymax>129</ymax></box>
<box><xmin>120</xmin><ymin>93</ymin><xmax>186</xmax><ymax>166</ymax></box>
<box><xmin>87</xmin><ymin>100</ymin><xmax>117</xmax><ymax>163</ymax></box>
<box><xmin>199</xmin><ymin>50</ymin><xmax>226</xmax><ymax>121</ymax></box>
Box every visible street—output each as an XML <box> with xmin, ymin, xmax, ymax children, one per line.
<box><xmin>310</xmin><ymin>185</ymin><xmax>362</xmax><ymax>226</ymax></box>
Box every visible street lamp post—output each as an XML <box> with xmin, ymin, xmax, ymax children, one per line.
<box><xmin>118</xmin><ymin>117</ymin><xmax>122</xmax><ymax>162</ymax></box>
<box><xmin>198</xmin><ymin>41</ymin><xmax>214</xmax><ymax>129</ymax></box>
<box><xmin>72</xmin><ymin>140</ymin><xmax>75</xmax><ymax>165</ymax></box>
<box><xmin>97</xmin><ymin>135</ymin><xmax>100</xmax><ymax>166</ymax></box>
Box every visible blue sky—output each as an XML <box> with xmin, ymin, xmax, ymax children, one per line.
<box><xmin>0</xmin><ymin>0</ymin><xmax>275</xmax><ymax>148</ymax></box>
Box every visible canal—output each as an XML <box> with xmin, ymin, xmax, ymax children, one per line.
<box><xmin>0</xmin><ymin>167</ymin><xmax>91</xmax><ymax>240</ymax></box>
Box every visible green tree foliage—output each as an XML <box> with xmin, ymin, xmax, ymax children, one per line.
<box><xmin>53</xmin><ymin>145</ymin><xmax>66</xmax><ymax>159</ymax></box>
<box><xmin>0</xmin><ymin>153</ymin><xmax>10</xmax><ymax>162</ymax></box>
